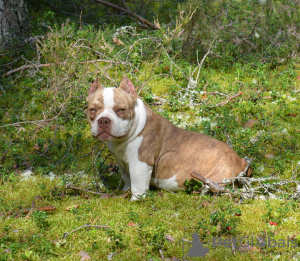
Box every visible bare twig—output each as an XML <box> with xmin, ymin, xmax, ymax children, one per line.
<box><xmin>39</xmin><ymin>128</ymin><xmax>58</xmax><ymax>157</ymax></box>
<box><xmin>206</xmin><ymin>91</ymin><xmax>229</xmax><ymax>98</ymax></box>
<box><xmin>216</xmin><ymin>91</ymin><xmax>243</xmax><ymax>106</ymax></box>
<box><xmin>190</xmin><ymin>171</ymin><xmax>227</xmax><ymax>193</ymax></box>
<box><xmin>224</xmin><ymin>130</ymin><xmax>233</xmax><ymax>149</ymax></box>
<box><xmin>159</xmin><ymin>249</ymin><xmax>165</xmax><ymax>259</ymax></box>
<box><xmin>0</xmin><ymin>83</ymin><xmax>6</xmax><ymax>94</ymax></box>
<box><xmin>94</xmin><ymin>0</ymin><xmax>159</xmax><ymax>30</ymax></box>
<box><xmin>1</xmin><ymin>206</ymin><xmax>56</xmax><ymax>217</ymax></box>
<box><xmin>3</xmin><ymin>63</ymin><xmax>53</xmax><ymax>77</ymax></box>
<box><xmin>54</xmin><ymin>135</ymin><xmax>73</xmax><ymax>168</ymax></box>
<box><xmin>0</xmin><ymin>141</ymin><xmax>13</xmax><ymax>162</ymax></box>
<box><xmin>66</xmin><ymin>185</ymin><xmax>109</xmax><ymax>195</ymax></box>
<box><xmin>191</xmin><ymin>157</ymin><xmax>300</xmax><ymax>200</ymax></box>
<box><xmin>3</xmin><ymin>59</ymin><xmax>123</xmax><ymax>77</ymax></box>
<box><xmin>62</xmin><ymin>224</ymin><xmax>109</xmax><ymax>239</ymax></box>
<box><xmin>194</xmin><ymin>36</ymin><xmax>218</xmax><ymax>83</ymax></box>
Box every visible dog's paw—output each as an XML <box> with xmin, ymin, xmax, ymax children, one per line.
<box><xmin>130</xmin><ymin>193</ymin><xmax>147</xmax><ymax>201</ymax></box>
<box><xmin>122</xmin><ymin>185</ymin><xmax>131</xmax><ymax>192</ymax></box>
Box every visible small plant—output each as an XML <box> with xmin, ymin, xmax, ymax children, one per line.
<box><xmin>262</xmin><ymin>200</ymin><xmax>292</xmax><ymax>225</ymax></box>
<box><xmin>210</xmin><ymin>206</ymin><xmax>242</xmax><ymax>235</ymax></box>
<box><xmin>32</xmin><ymin>210</ymin><xmax>50</xmax><ymax>230</ymax></box>
<box><xmin>138</xmin><ymin>223</ymin><xmax>168</xmax><ymax>252</ymax></box>
<box><xmin>184</xmin><ymin>179</ymin><xmax>203</xmax><ymax>194</ymax></box>
<box><xmin>126</xmin><ymin>210</ymin><xmax>140</xmax><ymax>222</ymax></box>
<box><xmin>105</xmin><ymin>228</ymin><xmax>125</xmax><ymax>251</ymax></box>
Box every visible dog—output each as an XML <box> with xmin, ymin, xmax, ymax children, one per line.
<box><xmin>86</xmin><ymin>76</ymin><xmax>252</xmax><ymax>200</ymax></box>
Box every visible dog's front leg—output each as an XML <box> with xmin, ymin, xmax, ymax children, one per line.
<box><xmin>121</xmin><ymin>172</ymin><xmax>131</xmax><ymax>191</ymax></box>
<box><xmin>112</xmin><ymin>156</ymin><xmax>131</xmax><ymax>191</ymax></box>
<box><xmin>129</xmin><ymin>164</ymin><xmax>153</xmax><ymax>201</ymax></box>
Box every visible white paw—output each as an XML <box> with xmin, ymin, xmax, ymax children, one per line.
<box><xmin>130</xmin><ymin>193</ymin><xmax>147</xmax><ymax>201</ymax></box>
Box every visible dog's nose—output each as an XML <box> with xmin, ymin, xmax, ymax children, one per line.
<box><xmin>98</xmin><ymin>117</ymin><xmax>111</xmax><ymax>128</ymax></box>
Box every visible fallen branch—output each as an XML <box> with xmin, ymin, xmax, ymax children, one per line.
<box><xmin>190</xmin><ymin>156</ymin><xmax>300</xmax><ymax>200</ymax></box>
<box><xmin>94</xmin><ymin>0</ymin><xmax>159</xmax><ymax>30</ymax></box>
<box><xmin>3</xmin><ymin>59</ymin><xmax>123</xmax><ymax>77</ymax></box>
<box><xmin>190</xmin><ymin>171</ymin><xmax>227</xmax><ymax>193</ymax></box>
<box><xmin>66</xmin><ymin>185</ymin><xmax>129</xmax><ymax>199</ymax></box>
<box><xmin>3</xmin><ymin>63</ymin><xmax>52</xmax><ymax>77</ymax></box>
<box><xmin>216</xmin><ymin>91</ymin><xmax>243</xmax><ymax>106</ymax></box>
<box><xmin>66</xmin><ymin>185</ymin><xmax>109</xmax><ymax>195</ymax></box>
<box><xmin>0</xmin><ymin>141</ymin><xmax>13</xmax><ymax>162</ymax></box>
<box><xmin>62</xmin><ymin>224</ymin><xmax>109</xmax><ymax>239</ymax></box>
<box><xmin>0</xmin><ymin>118</ymin><xmax>55</xmax><ymax>128</ymax></box>
<box><xmin>0</xmin><ymin>206</ymin><xmax>56</xmax><ymax>216</ymax></box>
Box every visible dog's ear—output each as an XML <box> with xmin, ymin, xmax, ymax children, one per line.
<box><xmin>88</xmin><ymin>77</ymin><xmax>103</xmax><ymax>96</ymax></box>
<box><xmin>119</xmin><ymin>75</ymin><xmax>137</xmax><ymax>101</ymax></box>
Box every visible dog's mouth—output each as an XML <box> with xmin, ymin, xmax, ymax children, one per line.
<box><xmin>98</xmin><ymin>132</ymin><xmax>112</xmax><ymax>141</ymax></box>
<box><xmin>97</xmin><ymin>132</ymin><xmax>126</xmax><ymax>141</ymax></box>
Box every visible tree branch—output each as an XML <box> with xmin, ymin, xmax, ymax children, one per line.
<box><xmin>94</xmin><ymin>0</ymin><xmax>159</xmax><ymax>30</ymax></box>
<box><xmin>3</xmin><ymin>59</ymin><xmax>123</xmax><ymax>77</ymax></box>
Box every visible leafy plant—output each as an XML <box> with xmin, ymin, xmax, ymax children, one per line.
<box><xmin>32</xmin><ymin>210</ymin><xmax>50</xmax><ymax>230</ymax></box>
<box><xmin>105</xmin><ymin>228</ymin><xmax>125</xmax><ymax>251</ymax></box>
<box><xmin>184</xmin><ymin>179</ymin><xmax>203</xmax><ymax>194</ymax></box>
<box><xmin>138</xmin><ymin>223</ymin><xmax>167</xmax><ymax>252</ymax></box>
<box><xmin>210</xmin><ymin>205</ymin><xmax>242</xmax><ymax>235</ymax></box>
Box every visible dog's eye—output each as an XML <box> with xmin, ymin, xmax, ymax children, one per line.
<box><xmin>117</xmin><ymin>109</ymin><xmax>126</xmax><ymax>112</ymax></box>
<box><xmin>89</xmin><ymin>108</ymin><xmax>96</xmax><ymax>112</ymax></box>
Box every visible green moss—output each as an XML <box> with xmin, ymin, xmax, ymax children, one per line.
<box><xmin>1</xmin><ymin>176</ymin><xmax>300</xmax><ymax>260</ymax></box>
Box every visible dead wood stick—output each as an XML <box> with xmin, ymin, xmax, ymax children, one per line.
<box><xmin>3</xmin><ymin>59</ymin><xmax>123</xmax><ymax>77</ymax></box>
<box><xmin>66</xmin><ymin>185</ymin><xmax>109</xmax><ymax>195</ymax></box>
<box><xmin>0</xmin><ymin>141</ymin><xmax>13</xmax><ymax>162</ymax></box>
<box><xmin>1</xmin><ymin>206</ymin><xmax>56</xmax><ymax>216</ymax></box>
<box><xmin>216</xmin><ymin>91</ymin><xmax>243</xmax><ymax>106</ymax></box>
<box><xmin>190</xmin><ymin>171</ymin><xmax>227</xmax><ymax>192</ymax></box>
<box><xmin>94</xmin><ymin>0</ymin><xmax>159</xmax><ymax>30</ymax></box>
<box><xmin>66</xmin><ymin>185</ymin><xmax>128</xmax><ymax>199</ymax></box>
<box><xmin>3</xmin><ymin>63</ymin><xmax>52</xmax><ymax>77</ymax></box>
<box><xmin>62</xmin><ymin>224</ymin><xmax>109</xmax><ymax>239</ymax></box>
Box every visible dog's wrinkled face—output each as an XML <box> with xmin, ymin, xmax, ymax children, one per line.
<box><xmin>86</xmin><ymin>76</ymin><xmax>137</xmax><ymax>141</ymax></box>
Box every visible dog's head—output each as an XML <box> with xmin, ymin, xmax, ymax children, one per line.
<box><xmin>86</xmin><ymin>76</ymin><xmax>137</xmax><ymax>141</ymax></box>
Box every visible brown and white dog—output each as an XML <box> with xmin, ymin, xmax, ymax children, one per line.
<box><xmin>86</xmin><ymin>76</ymin><xmax>252</xmax><ymax>200</ymax></box>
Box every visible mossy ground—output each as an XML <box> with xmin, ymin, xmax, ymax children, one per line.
<box><xmin>0</xmin><ymin>6</ymin><xmax>300</xmax><ymax>259</ymax></box>
<box><xmin>1</xmin><ymin>173</ymin><xmax>300</xmax><ymax>260</ymax></box>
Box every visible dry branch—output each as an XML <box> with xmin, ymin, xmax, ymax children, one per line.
<box><xmin>66</xmin><ymin>185</ymin><xmax>109</xmax><ymax>195</ymax></box>
<box><xmin>0</xmin><ymin>141</ymin><xmax>13</xmax><ymax>162</ymax></box>
<box><xmin>3</xmin><ymin>63</ymin><xmax>52</xmax><ymax>77</ymax></box>
<box><xmin>216</xmin><ymin>91</ymin><xmax>243</xmax><ymax>106</ymax></box>
<box><xmin>94</xmin><ymin>0</ymin><xmax>159</xmax><ymax>30</ymax></box>
<box><xmin>3</xmin><ymin>59</ymin><xmax>123</xmax><ymax>77</ymax></box>
<box><xmin>190</xmin><ymin>156</ymin><xmax>300</xmax><ymax>200</ymax></box>
<box><xmin>190</xmin><ymin>171</ymin><xmax>226</xmax><ymax>192</ymax></box>
<box><xmin>62</xmin><ymin>224</ymin><xmax>109</xmax><ymax>239</ymax></box>
<box><xmin>0</xmin><ymin>206</ymin><xmax>56</xmax><ymax>216</ymax></box>
<box><xmin>66</xmin><ymin>185</ymin><xmax>129</xmax><ymax>199</ymax></box>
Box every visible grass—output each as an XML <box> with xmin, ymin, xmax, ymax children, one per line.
<box><xmin>1</xmin><ymin>174</ymin><xmax>300</xmax><ymax>260</ymax></box>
